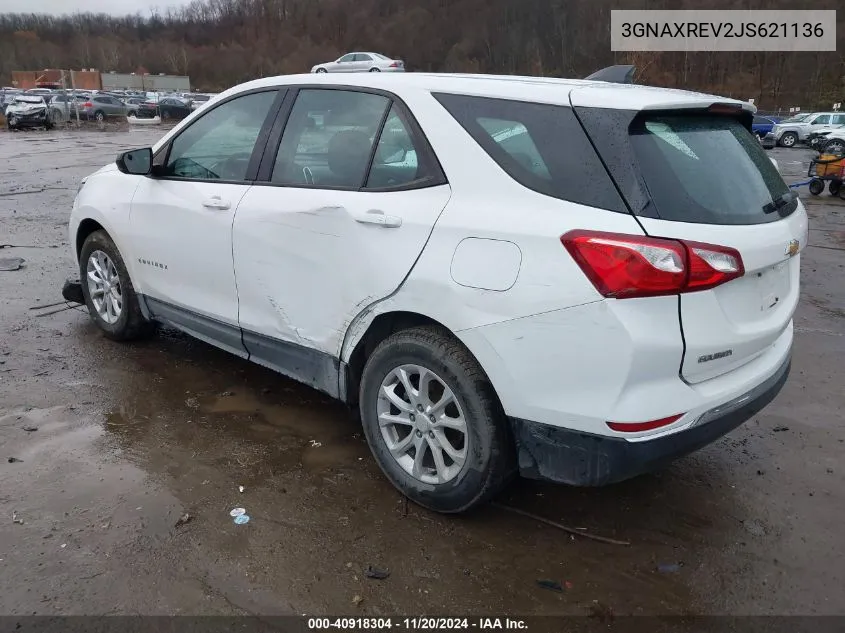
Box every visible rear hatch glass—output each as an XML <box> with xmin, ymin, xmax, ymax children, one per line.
<box><xmin>629</xmin><ymin>115</ymin><xmax>796</xmax><ymax>225</ymax></box>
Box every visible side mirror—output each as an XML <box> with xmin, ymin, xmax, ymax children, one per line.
<box><xmin>116</xmin><ymin>148</ymin><xmax>152</xmax><ymax>175</ymax></box>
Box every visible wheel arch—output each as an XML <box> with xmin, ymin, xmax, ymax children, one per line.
<box><xmin>342</xmin><ymin>310</ymin><xmax>498</xmax><ymax>410</ymax></box>
<box><xmin>76</xmin><ymin>218</ymin><xmax>107</xmax><ymax>259</ymax></box>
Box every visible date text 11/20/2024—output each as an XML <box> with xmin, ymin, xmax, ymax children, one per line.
<box><xmin>308</xmin><ymin>618</ymin><xmax>528</xmax><ymax>630</ymax></box>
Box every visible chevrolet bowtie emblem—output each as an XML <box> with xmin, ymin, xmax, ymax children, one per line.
<box><xmin>786</xmin><ymin>239</ymin><xmax>799</xmax><ymax>257</ymax></box>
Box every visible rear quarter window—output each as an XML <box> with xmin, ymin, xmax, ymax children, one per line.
<box><xmin>433</xmin><ymin>93</ymin><xmax>627</xmax><ymax>213</ymax></box>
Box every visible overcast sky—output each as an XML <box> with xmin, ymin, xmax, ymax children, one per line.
<box><xmin>2</xmin><ymin>0</ymin><xmax>194</xmax><ymax>16</ymax></box>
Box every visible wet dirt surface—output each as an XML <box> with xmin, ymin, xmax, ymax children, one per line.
<box><xmin>0</xmin><ymin>128</ymin><xmax>843</xmax><ymax>618</ymax></box>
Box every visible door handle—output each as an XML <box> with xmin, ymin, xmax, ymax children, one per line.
<box><xmin>354</xmin><ymin>210</ymin><xmax>402</xmax><ymax>228</ymax></box>
<box><xmin>202</xmin><ymin>196</ymin><xmax>231</xmax><ymax>211</ymax></box>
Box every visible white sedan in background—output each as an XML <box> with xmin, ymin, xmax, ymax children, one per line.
<box><xmin>311</xmin><ymin>52</ymin><xmax>405</xmax><ymax>73</ymax></box>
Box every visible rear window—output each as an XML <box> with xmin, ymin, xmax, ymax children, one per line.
<box><xmin>630</xmin><ymin>115</ymin><xmax>794</xmax><ymax>225</ymax></box>
<box><xmin>433</xmin><ymin>93</ymin><xmax>626</xmax><ymax>213</ymax></box>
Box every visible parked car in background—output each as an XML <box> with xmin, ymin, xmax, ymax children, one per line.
<box><xmin>766</xmin><ymin>112</ymin><xmax>845</xmax><ymax>147</ymax></box>
<box><xmin>80</xmin><ymin>95</ymin><xmax>128</xmax><ymax>122</ymax></box>
<box><xmin>24</xmin><ymin>88</ymin><xmax>54</xmax><ymax>97</ymax></box>
<box><xmin>137</xmin><ymin>97</ymin><xmax>192</xmax><ymax>121</ymax></box>
<box><xmin>69</xmin><ymin>71</ymin><xmax>803</xmax><ymax>513</ymax></box>
<box><xmin>1</xmin><ymin>87</ymin><xmax>23</xmax><ymax>115</ymax></box>
<box><xmin>188</xmin><ymin>93</ymin><xmax>215</xmax><ymax>111</ymax></box>
<box><xmin>48</xmin><ymin>94</ymin><xmax>87</xmax><ymax>122</ymax></box>
<box><xmin>6</xmin><ymin>95</ymin><xmax>53</xmax><ymax>130</ymax></box>
<box><xmin>311</xmin><ymin>52</ymin><xmax>405</xmax><ymax>73</ymax></box>
<box><xmin>123</xmin><ymin>97</ymin><xmax>146</xmax><ymax>117</ymax></box>
<box><xmin>806</xmin><ymin>124</ymin><xmax>845</xmax><ymax>150</ymax></box>
<box><xmin>751</xmin><ymin>115</ymin><xmax>779</xmax><ymax>138</ymax></box>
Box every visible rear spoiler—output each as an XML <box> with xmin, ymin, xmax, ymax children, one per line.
<box><xmin>584</xmin><ymin>65</ymin><xmax>636</xmax><ymax>84</ymax></box>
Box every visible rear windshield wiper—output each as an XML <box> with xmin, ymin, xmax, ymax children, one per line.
<box><xmin>762</xmin><ymin>191</ymin><xmax>798</xmax><ymax>214</ymax></box>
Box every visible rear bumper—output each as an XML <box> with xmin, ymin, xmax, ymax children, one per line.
<box><xmin>510</xmin><ymin>352</ymin><xmax>791</xmax><ymax>486</ymax></box>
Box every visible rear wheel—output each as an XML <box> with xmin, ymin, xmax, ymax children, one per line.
<box><xmin>369</xmin><ymin>67</ymin><xmax>381</xmax><ymax>72</ymax></box>
<box><xmin>780</xmin><ymin>132</ymin><xmax>798</xmax><ymax>148</ymax></box>
<box><xmin>94</xmin><ymin>110</ymin><xmax>105</xmax><ymax>123</ymax></box>
<box><xmin>839</xmin><ymin>186</ymin><xmax>845</xmax><ymax>202</ymax></box>
<box><xmin>809</xmin><ymin>179</ymin><xmax>825</xmax><ymax>195</ymax></box>
<box><xmin>80</xmin><ymin>230</ymin><xmax>152</xmax><ymax>341</ymax></box>
<box><xmin>359</xmin><ymin>326</ymin><xmax>514</xmax><ymax>513</ymax></box>
<box><xmin>830</xmin><ymin>180</ymin><xmax>841</xmax><ymax>196</ymax></box>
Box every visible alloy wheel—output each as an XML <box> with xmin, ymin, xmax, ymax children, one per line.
<box><xmin>86</xmin><ymin>250</ymin><xmax>123</xmax><ymax>324</ymax></box>
<box><xmin>377</xmin><ymin>364</ymin><xmax>468</xmax><ymax>485</ymax></box>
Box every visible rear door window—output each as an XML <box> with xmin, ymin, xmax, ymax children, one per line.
<box><xmin>629</xmin><ymin>115</ymin><xmax>794</xmax><ymax>225</ymax></box>
<box><xmin>271</xmin><ymin>89</ymin><xmax>389</xmax><ymax>188</ymax></box>
<box><xmin>433</xmin><ymin>93</ymin><xmax>626</xmax><ymax>213</ymax></box>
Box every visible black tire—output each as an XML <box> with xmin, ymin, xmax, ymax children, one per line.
<box><xmin>839</xmin><ymin>186</ymin><xmax>845</xmax><ymax>202</ymax></box>
<box><xmin>823</xmin><ymin>139</ymin><xmax>845</xmax><ymax>155</ymax></box>
<box><xmin>809</xmin><ymin>179</ymin><xmax>825</xmax><ymax>195</ymax></box>
<box><xmin>7</xmin><ymin>115</ymin><xmax>16</xmax><ymax>130</ymax></box>
<box><xmin>359</xmin><ymin>326</ymin><xmax>514</xmax><ymax>513</ymax></box>
<box><xmin>316</xmin><ymin>68</ymin><xmax>328</xmax><ymax>73</ymax></box>
<box><xmin>94</xmin><ymin>110</ymin><xmax>105</xmax><ymax>122</ymax></box>
<box><xmin>779</xmin><ymin>132</ymin><xmax>798</xmax><ymax>148</ymax></box>
<box><xmin>369</xmin><ymin>67</ymin><xmax>381</xmax><ymax>72</ymax></box>
<box><xmin>830</xmin><ymin>180</ymin><xmax>841</xmax><ymax>196</ymax></box>
<box><xmin>79</xmin><ymin>230</ymin><xmax>153</xmax><ymax>341</ymax></box>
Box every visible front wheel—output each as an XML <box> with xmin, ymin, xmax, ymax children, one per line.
<box><xmin>780</xmin><ymin>132</ymin><xmax>798</xmax><ymax>148</ymax></box>
<box><xmin>809</xmin><ymin>179</ymin><xmax>825</xmax><ymax>195</ymax></box>
<box><xmin>823</xmin><ymin>138</ymin><xmax>845</xmax><ymax>155</ymax></box>
<box><xmin>79</xmin><ymin>230</ymin><xmax>153</xmax><ymax>341</ymax></box>
<box><xmin>830</xmin><ymin>180</ymin><xmax>841</xmax><ymax>196</ymax></box>
<box><xmin>359</xmin><ymin>326</ymin><xmax>514</xmax><ymax>513</ymax></box>
<box><xmin>315</xmin><ymin>68</ymin><xmax>328</xmax><ymax>73</ymax></box>
<box><xmin>7</xmin><ymin>115</ymin><xmax>17</xmax><ymax>130</ymax></box>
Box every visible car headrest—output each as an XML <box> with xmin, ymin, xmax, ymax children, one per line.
<box><xmin>327</xmin><ymin>129</ymin><xmax>371</xmax><ymax>183</ymax></box>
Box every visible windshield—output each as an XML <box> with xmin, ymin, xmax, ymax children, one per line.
<box><xmin>630</xmin><ymin>115</ymin><xmax>794</xmax><ymax>225</ymax></box>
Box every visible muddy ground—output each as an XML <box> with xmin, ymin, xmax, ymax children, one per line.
<box><xmin>0</xmin><ymin>127</ymin><xmax>843</xmax><ymax>619</ymax></box>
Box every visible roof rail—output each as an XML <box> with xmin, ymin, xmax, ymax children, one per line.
<box><xmin>585</xmin><ymin>65</ymin><xmax>636</xmax><ymax>84</ymax></box>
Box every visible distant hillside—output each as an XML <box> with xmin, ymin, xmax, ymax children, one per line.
<box><xmin>1</xmin><ymin>0</ymin><xmax>843</xmax><ymax>109</ymax></box>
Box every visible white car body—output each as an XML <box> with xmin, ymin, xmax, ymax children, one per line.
<box><xmin>311</xmin><ymin>52</ymin><xmax>405</xmax><ymax>73</ymax></box>
<box><xmin>69</xmin><ymin>72</ymin><xmax>804</xmax><ymax>506</ymax></box>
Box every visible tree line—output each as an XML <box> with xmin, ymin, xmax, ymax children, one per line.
<box><xmin>1</xmin><ymin>0</ymin><xmax>843</xmax><ymax>111</ymax></box>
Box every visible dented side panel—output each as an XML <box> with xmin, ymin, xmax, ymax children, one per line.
<box><xmin>232</xmin><ymin>184</ymin><xmax>452</xmax><ymax>358</ymax></box>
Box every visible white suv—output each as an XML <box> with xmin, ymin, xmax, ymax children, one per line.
<box><xmin>67</xmin><ymin>72</ymin><xmax>806</xmax><ymax>513</ymax></box>
<box><xmin>770</xmin><ymin>111</ymin><xmax>845</xmax><ymax>147</ymax></box>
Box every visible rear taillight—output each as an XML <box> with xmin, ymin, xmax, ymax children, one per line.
<box><xmin>561</xmin><ymin>230</ymin><xmax>744</xmax><ymax>299</ymax></box>
<box><xmin>607</xmin><ymin>413</ymin><xmax>684</xmax><ymax>433</ymax></box>
<box><xmin>390</xmin><ymin>61</ymin><xmax>399</xmax><ymax>68</ymax></box>
<box><xmin>83</xmin><ymin>102</ymin><xmax>93</xmax><ymax>108</ymax></box>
